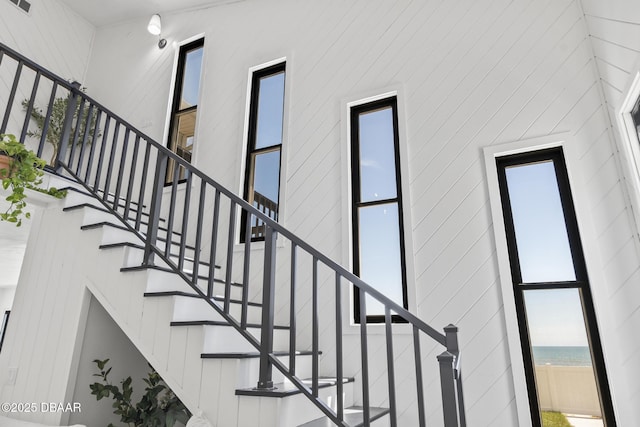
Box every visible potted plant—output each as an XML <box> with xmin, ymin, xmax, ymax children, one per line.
<box><xmin>90</xmin><ymin>359</ymin><xmax>191</xmax><ymax>427</ymax></box>
<box><xmin>0</xmin><ymin>133</ymin><xmax>66</xmax><ymax>227</ymax></box>
<box><xmin>23</xmin><ymin>90</ymin><xmax>99</xmax><ymax>166</ymax></box>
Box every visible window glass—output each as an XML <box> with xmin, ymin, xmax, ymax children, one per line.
<box><xmin>180</xmin><ymin>48</ymin><xmax>203</xmax><ymax>108</ymax></box>
<box><xmin>242</xmin><ymin>63</ymin><xmax>285</xmax><ymax>242</ymax></box>
<box><xmin>505</xmin><ymin>161</ymin><xmax>575</xmax><ymax>283</ymax></box>
<box><xmin>497</xmin><ymin>149</ymin><xmax>614</xmax><ymax>427</ymax></box>
<box><xmin>351</xmin><ymin>97</ymin><xmax>407</xmax><ymax>322</ymax></box>
<box><xmin>255</xmin><ymin>71</ymin><xmax>285</xmax><ymax>150</ymax></box>
<box><xmin>166</xmin><ymin>39</ymin><xmax>204</xmax><ymax>184</ymax></box>
<box><xmin>358</xmin><ymin>203</ymin><xmax>404</xmax><ymax>315</ymax></box>
<box><xmin>358</xmin><ymin>107</ymin><xmax>398</xmax><ymax>203</ymax></box>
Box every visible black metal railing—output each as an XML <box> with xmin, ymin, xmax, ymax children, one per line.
<box><xmin>0</xmin><ymin>41</ymin><xmax>465</xmax><ymax>427</ymax></box>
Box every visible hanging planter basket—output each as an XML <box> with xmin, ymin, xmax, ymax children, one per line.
<box><xmin>0</xmin><ymin>153</ymin><xmax>12</xmax><ymax>178</ymax></box>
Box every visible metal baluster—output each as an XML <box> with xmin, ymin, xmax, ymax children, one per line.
<box><xmin>164</xmin><ymin>163</ymin><xmax>181</xmax><ymax>258</ymax></box>
<box><xmin>360</xmin><ymin>287</ymin><xmax>370</xmax><ymax>426</ymax></box>
<box><xmin>385</xmin><ymin>308</ymin><xmax>398</xmax><ymax>427</ymax></box>
<box><xmin>56</xmin><ymin>82</ymin><xmax>81</xmax><ymax>171</ymax></box>
<box><xmin>123</xmin><ymin>135</ymin><xmax>140</xmax><ymax>220</ymax></box>
<box><xmin>37</xmin><ymin>82</ymin><xmax>58</xmax><ymax>159</ymax></box>
<box><xmin>414</xmin><ymin>326</ymin><xmax>426</xmax><ymax>427</ymax></box>
<box><xmin>289</xmin><ymin>243</ymin><xmax>297</xmax><ymax>375</ymax></box>
<box><xmin>144</xmin><ymin>151</ymin><xmax>168</xmax><ymax>266</ymax></box>
<box><xmin>192</xmin><ymin>181</ymin><xmax>206</xmax><ymax>288</ymax></box>
<box><xmin>135</xmin><ymin>142</ymin><xmax>151</xmax><ymax>230</ymax></box>
<box><xmin>224</xmin><ymin>201</ymin><xmax>236</xmax><ymax>313</ymax></box>
<box><xmin>93</xmin><ymin>115</ymin><xmax>111</xmax><ymax>192</ymax></box>
<box><xmin>1</xmin><ymin>60</ymin><xmax>23</xmax><ymax>134</ymax></box>
<box><xmin>312</xmin><ymin>257</ymin><xmax>319</xmax><ymax>398</ymax></box>
<box><xmin>207</xmin><ymin>190</ymin><xmax>221</xmax><ymax>298</ymax></box>
<box><xmin>257</xmin><ymin>225</ymin><xmax>277</xmax><ymax>390</ymax></box>
<box><xmin>67</xmin><ymin>97</ymin><xmax>86</xmax><ymax>168</ymax></box>
<box><xmin>241</xmin><ymin>209</ymin><xmax>252</xmax><ymax>329</ymax></box>
<box><xmin>20</xmin><ymin>71</ymin><xmax>40</xmax><ymax>143</ymax></box>
<box><xmin>335</xmin><ymin>273</ymin><xmax>344</xmax><ymax>421</ymax></box>
<box><xmin>113</xmin><ymin>128</ymin><xmax>130</xmax><ymax>212</ymax></box>
<box><xmin>82</xmin><ymin>109</ymin><xmax>102</xmax><ymax>182</ymax></box>
<box><xmin>178</xmin><ymin>170</ymin><xmax>192</xmax><ymax>271</ymax></box>
<box><xmin>102</xmin><ymin>121</ymin><xmax>121</xmax><ymax>202</ymax></box>
<box><xmin>75</xmin><ymin>103</ymin><xmax>95</xmax><ymax>176</ymax></box>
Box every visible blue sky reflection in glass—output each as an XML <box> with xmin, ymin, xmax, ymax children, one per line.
<box><xmin>255</xmin><ymin>71</ymin><xmax>285</xmax><ymax>150</ymax></box>
<box><xmin>359</xmin><ymin>107</ymin><xmax>397</xmax><ymax>202</ymax></box>
<box><xmin>359</xmin><ymin>203</ymin><xmax>403</xmax><ymax>315</ymax></box>
<box><xmin>357</xmin><ymin>106</ymin><xmax>403</xmax><ymax>316</ymax></box>
<box><xmin>505</xmin><ymin>161</ymin><xmax>576</xmax><ymax>283</ymax></box>
<box><xmin>252</xmin><ymin>150</ymin><xmax>280</xmax><ymax>208</ymax></box>
<box><xmin>524</xmin><ymin>288</ymin><xmax>588</xmax><ymax>347</ymax></box>
<box><xmin>180</xmin><ymin>47</ymin><xmax>203</xmax><ymax>109</ymax></box>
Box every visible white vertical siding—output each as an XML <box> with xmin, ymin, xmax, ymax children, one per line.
<box><xmin>0</xmin><ymin>0</ymin><xmax>636</xmax><ymax>425</ymax></box>
<box><xmin>79</xmin><ymin>0</ymin><xmax>639</xmax><ymax>425</ymax></box>
<box><xmin>579</xmin><ymin>0</ymin><xmax>640</xmax><ymax>423</ymax></box>
<box><xmin>0</xmin><ymin>0</ymin><xmax>94</xmax><ymax>82</ymax></box>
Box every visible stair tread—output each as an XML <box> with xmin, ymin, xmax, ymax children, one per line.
<box><xmin>125</xmin><ymin>264</ymin><xmax>240</xmax><ymax>288</ymax></box>
<box><xmin>121</xmin><ymin>264</ymin><xmax>227</xmax><ymax>281</ymax></box>
<box><xmin>298</xmin><ymin>406</ymin><xmax>390</xmax><ymax>427</ymax></box>
<box><xmin>236</xmin><ymin>377</ymin><xmax>354</xmax><ymax>398</ymax></box>
<box><xmin>202</xmin><ymin>350</ymin><xmax>317</xmax><ymax>359</ymax></box>
<box><xmin>100</xmin><ymin>241</ymin><xmax>220</xmax><ymax>269</ymax></box>
<box><xmin>142</xmin><ymin>291</ymin><xmax>261</xmax><ymax>307</ymax></box>
<box><xmin>170</xmin><ymin>320</ymin><xmax>290</xmax><ymax>329</ymax></box>
<box><xmin>63</xmin><ymin>202</ymin><xmax>165</xmax><ymax>222</ymax></box>
<box><xmin>61</xmin><ymin>186</ymin><xmax>146</xmax><ymax>208</ymax></box>
<box><xmin>80</xmin><ymin>221</ymin><xmax>196</xmax><ymax>250</ymax></box>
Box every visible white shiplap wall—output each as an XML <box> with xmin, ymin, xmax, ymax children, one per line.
<box><xmin>2</xmin><ymin>0</ymin><xmax>638</xmax><ymax>425</ymax></box>
<box><xmin>579</xmin><ymin>0</ymin><xmax>640</xmax><ymax>424</ymax></box>
<box><xmin>81</xmin><ymin>0</ymin><xmax>639</xmax><ymax>425</ymax></box>
<box><xmin>0</xmin><ymin>0</ymin><xmax>95</xmax><ymax>82</ymax></box>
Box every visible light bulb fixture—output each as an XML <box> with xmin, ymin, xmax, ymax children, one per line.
<box><xmin>147</xmin><ymin>14</ymin><xmax>167</xmax><ymax>49</ymax></box>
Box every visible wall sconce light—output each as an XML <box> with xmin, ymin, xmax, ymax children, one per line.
<box><xmin>147</xmin><ymin>14</ymin><xmax>167</xmax><ymax>49</ymax></box>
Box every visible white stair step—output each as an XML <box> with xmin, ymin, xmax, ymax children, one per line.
<box><xmin>237</xmin><ymin>379</ymin><xmax>356</xmax><ymax>427</ymax></box>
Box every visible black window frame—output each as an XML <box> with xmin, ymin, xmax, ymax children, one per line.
<box><xmin>240</xmin><ymin>62</ymin><xmax>286</xmax><ymax>243</ymax></box>
<box><xmin>631</xmin><ymin>95</ymin><xmax>640</xmax><ymax>134</ymax></box>
<box><xmin>165</xmin><ymin>38</ymin><xmax>204</xmax><ymax>185</ymax></box>
<box><xmin>350</xmin><ymin>97</ymin><xmax>408</xmax><ymax>323</ymax></box>
<box><xmin>496</xmin><ymin>147</ymin><xmax>617</xmax><ymax>427</ymax></box>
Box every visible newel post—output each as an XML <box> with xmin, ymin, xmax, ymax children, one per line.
<box><xmin>257</xmin><ymin>225</ymin><xmax>277</xmax><ymax>389</ymax></box>
<box><xmin>56</xmin><ymin>81</ymin><xmax>81</xmax><ymax>172</ymax></box>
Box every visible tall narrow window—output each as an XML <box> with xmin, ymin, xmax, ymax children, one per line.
<box><xmin>241</xmin><ymin>62</ymin><xmax>285</xmax><ymax>242</ymax></box>
<box><xmin>351</xmin><ymin>97</ymin><xmax>407</xmax><ymax>323</ymax></box>
<box><xmin>632</xmin><ymin>96</ymin><xmax>640</xmax><ymax>140</ymax></box>
<box><xmin>496</xmin><ymin>148</ymin><xmax>616</xmax><ymax>427</ymax></box>
<box><xmin>166</xmin><ymin>39</ymin><xmax>204</xmax><ymax>184</ymax></box>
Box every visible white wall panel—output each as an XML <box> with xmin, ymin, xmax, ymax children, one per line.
<box><xmin>0</xmin><ymin>0</ymin><xmax>637</xmax><ymax>425</ymax></box>
<box><xmin>0</xmin><ymin>0</ymin><xmax>94</xmax><ymax>82</ymax></box>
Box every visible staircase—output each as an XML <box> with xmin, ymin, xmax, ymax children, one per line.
<box><xmin>0</xmin><ymin>41</ymin><xmax>465</xmax><ymax>427</ymax></box>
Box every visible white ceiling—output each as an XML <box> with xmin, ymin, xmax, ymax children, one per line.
<box><xmin>58</xmin><ymin>0</ymin><xmax>238</xmax><ymax>27</ymax></box>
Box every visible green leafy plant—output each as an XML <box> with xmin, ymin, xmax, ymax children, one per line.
<box><xmin>23</xmin><ymin>90</ymin><xmax>99</xmax><ymax>166</ymax></box>
<box><xmin>541</xmin><ymin>411</ymin><xmax>573</xmax><ymax>427</ymax></box>
<box><xmin>90</xmin><ymin>358</ymin><xmax>191</xmax><ymax>427</ymax></box>
<box><xmin>0</xmin><ymin>133</ymin><xmax>66</xmax><ymax>227</ymax></box>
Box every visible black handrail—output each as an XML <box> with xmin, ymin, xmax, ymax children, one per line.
<box><xmin>0</xmin><ymin>41</ymin><xmax>465</xmax><ymax>427</ymax></box>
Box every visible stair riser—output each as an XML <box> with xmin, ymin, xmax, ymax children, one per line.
<box><xmin>202</xmin><ymin>325</ymin><xmax>289</xmax><ymax>354</ymax></box>
<box><xmin>171</xmin><ymin>296</ymin><xmax>261</xmax><ymax>324</ymax></box>
<box><xmin>237</xmin><ymin>382</ymin><xmax>355</xmax><ymax>427</ymax></box>
<box><xmin>227</xmin><ymin>354</ymin><xmax>314</xmax><ymax>388</ymax></box>
<box><xmin>122</xmin><ymin>246</ymin><xmax>214</xmax><ymax>279</ymax></box>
